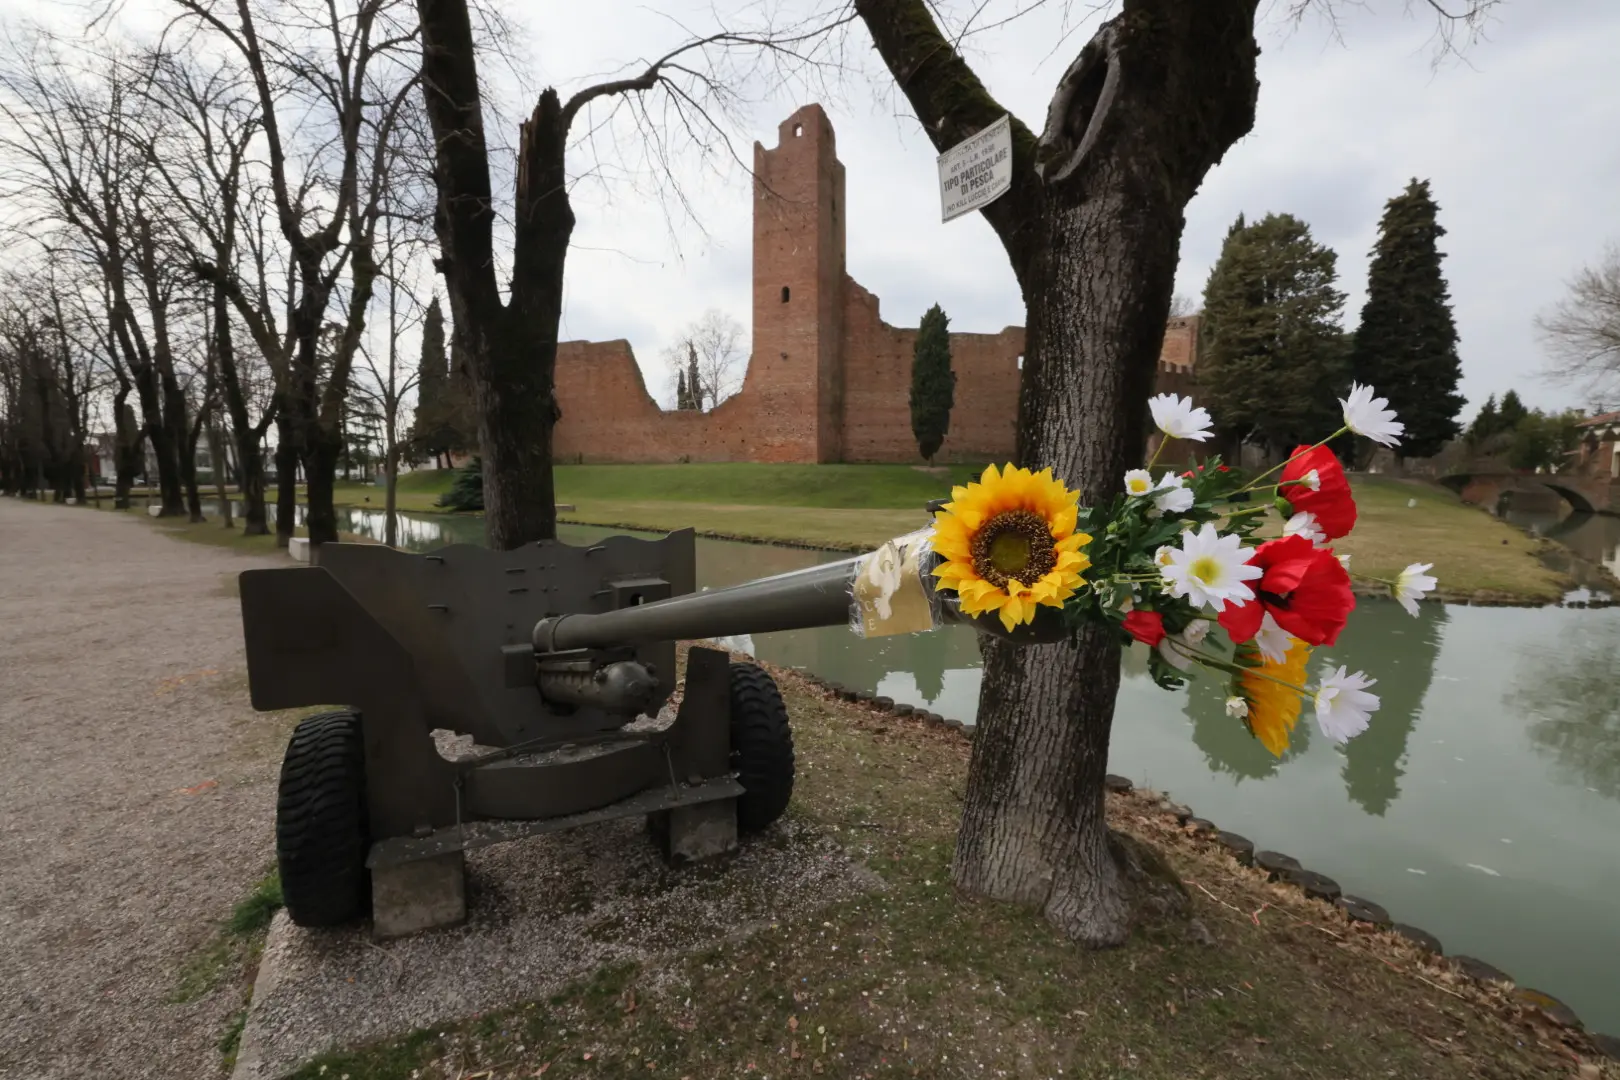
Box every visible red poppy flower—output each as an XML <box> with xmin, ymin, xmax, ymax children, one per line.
<box><xmin>1280</xmin><ymin>445</ymin><xmax>1356</xmax><ymax>539</ymax></box>
<box><xmin>1218</xmin><ymin>535</ymin><xmax>1354</xmax><ymax>647</ymax></box>
<box><xmin>1122</xmin><ymin>609</ymin><xmax>1166</xmax><ymax>646</ymax></box>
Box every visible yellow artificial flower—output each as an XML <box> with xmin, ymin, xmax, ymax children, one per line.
<box><xmin>930</xmin><ymin>463</ymin><xmax>1091</xmax><ymax>632</ymax></box>
<box><xmin>1234</xmin><ymin>637</ymin><xmax>1312</xmax><ymax>757</ymax></box>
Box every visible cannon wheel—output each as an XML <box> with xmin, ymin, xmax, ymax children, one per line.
<box><xmin>729</xmin><ymin>663</ymin><xmax>795</xmax><ymax>832</ymax></box>
<box><xmin>275</xmin><ymin>710</ymin><xmax>370</xmax><ymax>927</ymax></box>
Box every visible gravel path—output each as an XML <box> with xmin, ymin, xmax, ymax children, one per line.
<box><xmin>0</xmin><ymin>500</ymin><xmax>286</xmax><ymax>1080</ymax></box>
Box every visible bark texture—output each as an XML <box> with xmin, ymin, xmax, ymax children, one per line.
<box><xmin>417</xmin><ymin>0</ymin><xmax>564</xmax><ymax>550</ymax></box>
<box><xmin>855</xmin><ymin>0</ymin><xmax>1261</xmax><ymax>944</ymax></box>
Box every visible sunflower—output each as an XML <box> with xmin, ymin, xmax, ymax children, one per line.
<box><xmin>1233</xmin><ymin>636</ymin><xmax>1312</xmax><ymax>757</ymax></box>
<box><xmin>930</xmin><ymin>463</ymin><xmax>1091</xmax><ymax>632</ymax></box>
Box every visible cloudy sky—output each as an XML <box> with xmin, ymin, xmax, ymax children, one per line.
<box><xmin>526</xmin><ymin>0</ymin><xmax>1619</xmax><ymax>418</ymax></box>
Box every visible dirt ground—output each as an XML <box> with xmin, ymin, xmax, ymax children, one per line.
<box><xmin>0</xmin><ymin>499</ymin><xmax>285</xmax><ymax>1079</ymax></box>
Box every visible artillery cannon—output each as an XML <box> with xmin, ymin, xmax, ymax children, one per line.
<box><xmin>239</xmin><ymin>525</ymin><xmax>1061</xmax><ymax>938</ymax></box>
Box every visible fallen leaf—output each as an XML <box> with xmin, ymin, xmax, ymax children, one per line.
<box><xmin>176</xmin><ymin>780</ymin><xmax>218</xmax><ymax>796</ymax></box>
<box><xmin>788</xmin><ymin>1015</ymin><xmax>798</xmax><ymax>1033</ymax></box>
<box><xmin>533</xmin><ymin>1065</ymin><xmax>550</xmax><ymax>1077</ymax></box>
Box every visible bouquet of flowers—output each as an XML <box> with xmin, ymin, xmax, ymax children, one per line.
<box><xmin>919</xmin><ymin>384</ymin><xmax>1438</xmax><ymax>757</ymax></box>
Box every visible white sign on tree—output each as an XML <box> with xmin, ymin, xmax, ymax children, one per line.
<box><xmin>937</xmin><ymin>114</ymin><xmax>1013</xmax><ymax>223</ymax></box>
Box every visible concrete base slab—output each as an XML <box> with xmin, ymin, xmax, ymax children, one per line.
<box><xmin>228</xmin><ymin>815</ymin><xmax>877</xmax><ymax>1080</ymax></box>
<box><xmin>371</xmin><ymin>851</ymin><xmax>467</xmax><ymax>940</ymax></box>
<box><xmin>288</xmin><ymin>537</ymin><xmax>310</xmax><ymax>563</ymax></box>
<box><xmin>653</xmin><ymin>798</ymin><xmax>738</xmax><ymax>865</ymax></box>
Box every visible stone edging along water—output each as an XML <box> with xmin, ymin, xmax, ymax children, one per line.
<box><xmin>765</xmin><ymin>661</ymin><xmax>1620</xmax><ymax>1066</ymax></box>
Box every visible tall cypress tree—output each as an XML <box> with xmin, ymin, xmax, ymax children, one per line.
<box><xmin>1350</xmin><ymin>179</ymin><xmax>1466</xmax><ymax>459</ymax></box>
<box><xmin>1199</xmin><ymin>213</ymin><xmax>1348</xmax><ymax>458</ymax></box>
<box><xmin>910</xmin><ymin>304</ymin><xmax>955</xmax><ymax>462</ymax></box>
<box><xmin>410</xmin><ymin>296</ymin><xmax>449</xmax><ymax>463</ymax></box>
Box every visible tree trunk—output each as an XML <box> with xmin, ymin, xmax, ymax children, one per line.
<box><xmin>417</xmin><ymin>0</ymin><xmax>565</xmax><ymax>552</ymax></box>
<box><xmin>275</xmin><ymin>414</ymin><xmax>299</xmax><ymax>548</ymax></box>
<box><xmin>384</xmin><ymin>442</ymin><xmax>399</xmax><ymax>548</ymax></box>
<box><xmin>304</xmin><ymin>430</ymin><xmax>341</xmax><ymax>543</ymax></box>
<box><xmin>234</xmin><ymin>425</ymin><xmax>270</xmax><ymax>536</ymax></box>
<box><xmin>113</xmin><ymin>397</ymin><xmax>141</xmax><ymax>511</ymax></box>
<box><xmin>854</xmin><ymin>0</ymin><xmax>1261</xmax><ymax>945</ymax></box>
<box><xmin>206</xmin><ymin>411</ymin><xmax>234</xmax><ymax>528</ymax></box>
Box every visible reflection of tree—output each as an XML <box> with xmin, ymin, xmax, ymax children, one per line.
<box><xmin>1186</xmin><ymin>674</ymin><xmax>1311</xmax><ymax>780</ymax></box>
<box><xmin>906</xmin><ymin>632</ymin><xmax>948</xmax><ymax>705</ymax></box>
<box><xmin>1511</xmin><ymin>619</ymin><xmax>1620</xmax><ymax>802</ymax></box>
<box><xmin>1320</xmin><ymin>602</ymin><xmax>1448</xmax><ymax>815</ymax></box>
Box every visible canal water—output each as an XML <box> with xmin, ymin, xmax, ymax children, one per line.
<box><xmin>237</xmin><ymin>500</ymin><xmax>1620</xmax><ymax>1031</ymax></box>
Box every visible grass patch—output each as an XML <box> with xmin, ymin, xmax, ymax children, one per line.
<box><xmin>171</xmin><ymin>870</ymin><xmax>284</xmax><ymax>1005</ymax></box>
<box><xmin>173</xmin><ymin>870</ymin><xmax>285</xmax><ymax>1073</ymax></box>
<box><xmin>1338</xmin><ymin>476</ymin><xmax>1572</xmax><ymax>601</ymax></box>
<box><xmin>288</xmin><ymin>664</ymin><xmax>1585</xmax><ymax>1080</ymax></box>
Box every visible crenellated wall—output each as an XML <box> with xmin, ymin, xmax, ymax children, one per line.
<box><xmin>551</xmin><ymin>104</ymin><xmax>1201</xmax><ymax>465</ymax></box>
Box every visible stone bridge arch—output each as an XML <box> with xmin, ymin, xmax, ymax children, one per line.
<box><xmin>1441</xmin><ymin>472</ymin><xmax>1613</xmax><ymax>516</ymax></box>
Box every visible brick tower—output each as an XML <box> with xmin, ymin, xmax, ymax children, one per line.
<box><xmin>750</xmin><ymin>105</ymin><xmax>847</xmax><ymax>462</ymax></box>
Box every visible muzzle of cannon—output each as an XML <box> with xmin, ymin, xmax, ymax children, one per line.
<box><xmin>237</xmin><ymin>523</ymin><xmax>1062</xmax><ymax>939</ymax></box>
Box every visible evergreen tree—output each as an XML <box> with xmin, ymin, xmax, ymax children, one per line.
<box><xmin>686</xmin><ymin>344</ymin><xmax>704</xmax><ymax>410</ymax></box>
<box><xmin>1498</xmin><ymin>389</ymin><xmax>1528</xmax><ymax>430</ymax></box>
<box><xmin>909</xmin><ymin>304</ymin><xmax>956</xmax><ymax>462</ymax></box>
<box><xmin>435</xmin><ymin>455</ymin><xmax>484</xmax><ymax>511</ymax></box>
<box><xmin>1198</xmin><ymin>213</ymin><xmax>1349</xmax><ymax>457</ymax></box>
<box><xmin>409</xmin><ymin>297</ymin><xmax>456</xmax><ymax>464</ymax></box>
<box><xmin>1466</xmin><ymin>393</ymin><xmax>1499</xmax><ymax>445</ymax></box>
<box><xmin>1350</xmin><ymin>179</ymin><xmax>1466</xmax><ymax>459</ymax></box>
<box><xmin>676</xmin><ymin>369</ymin><xmax>690</xmax><ymax>411</ymax></box>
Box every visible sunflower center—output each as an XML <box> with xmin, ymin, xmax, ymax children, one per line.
<box><xmin>1188</xmin><ymin>555</ymin><xmax>1222</xmax><ymax>586</ymax></box>
<box><xmin>970</xmin><ymin>510</ymin><xmax>1057</xmax><ymax>589</ymax></box>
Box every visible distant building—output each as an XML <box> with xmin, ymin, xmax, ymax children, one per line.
<box><xmin>1573</xmin><ymin>410</ymin><xmax>1620</xmax><ymax>480</ymax></box>
<box><xmin>551</xmin><ymin>104</ymin><xmax>1199</xmax><ymax>465</ymax></box>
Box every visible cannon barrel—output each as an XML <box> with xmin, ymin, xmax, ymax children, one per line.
<box><xmin>531</xmin><ymin>549</ymin><xmax>1072</xmax><ymax>658</ymax></box>
<box><xmin>533</xmin><ymin>557</ymin><xmax>864</xmax><ymax>653</ymax></box>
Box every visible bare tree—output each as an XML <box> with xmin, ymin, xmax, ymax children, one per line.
<box><xmin>172</xmin><ymin>0</ymin><xmax>426</xmax><ymax>545</ymax></box>
<box><xmin>414</xmin><ymin>1</ymin><xmax>840</xmax><ymax>549</ymax></box>
<box><xmin>0</xmin><ymin>32</ymin><xmax>194</xmax><ymax>516</ymax></box>
<box><xmin>1538</xmin><ymin>242</ymin><xmax>1620</xmax><ymax>401</ymax></box>
<box><xmin>839</xmin><ymin>0</ymin><xmax>1501</xmax><ymax>945</ymax></box>
<box><xmin>144</xmin><ymin>47</ymin><xmax>284</xmax><ymax>534</ymax></box>
<box><xmin>356</xmin><ymin>167</ymin><xmax>429</xmax><ymax>548</ymax></box>
<box><xmin>1168</xmin><ymin>293</ymin><xmax>1198</xmax><ymax>318</ymax></box>
<box><xmin>662</xmin><ymin>309</ymin><xmax>747</xmax><ymax>411</ymax></box>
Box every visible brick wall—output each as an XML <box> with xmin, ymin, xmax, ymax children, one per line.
<box><xmin>550</xmin><ymin>104</ymin><xmax>1203</xmax><ymax>466</ymax></box>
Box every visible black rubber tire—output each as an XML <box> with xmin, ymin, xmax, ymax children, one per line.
<box><xmin>729</xmin><ymin>663</ymin><xmax>796</xmax><ymax>832</ymax></box>
<box><xmin>275</xmin><ymin>710</ymin><xmax>370</xmax><ymax>927</ymax></box>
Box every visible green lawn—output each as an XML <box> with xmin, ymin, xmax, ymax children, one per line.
<box><xmin>283</xmin><ymin>657</ymin><xmax>1585</xmax><ymax>1080</ymax></box>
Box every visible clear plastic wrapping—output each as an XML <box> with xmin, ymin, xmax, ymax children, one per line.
<box><xmin>848</xmin><ymin>527</ymin><xmax>945</xmax><ymax>638</ymax></box>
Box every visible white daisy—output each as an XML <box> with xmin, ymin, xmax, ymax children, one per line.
<box><xmin>1154</xmin><ymin>545</ymin><xmax>1174</xmax><ymax>568</ymax></box>
<box><xmin>1149</xmin><ymin>393</ymin><xmax>1214</xmax><ymax>442</ymax></box>
<box><xmin>1225</xmin><ymin>696</ymin><xmax>1249</xmax><ymax>719</ymax></box>
<box><xmin>1253</xmin><ymin>612</ymin><xmax>1293</xmax><ymax>664</ymax></box>
<box><xmin>1283</xmin><ymin>511</ymin><xmax>1325</xmax><ymax>545</ymax></box>
<box><xmin>1123</xmin><ymin>469</ymin><xmax>1155</xmax><ymax>497</ymax></box>
<box><xmin>1394</xmin><ymin>562</ymin><xmax>1437</xmax><ymax>616</ymax></box>
<box><xmin>1314</xmin><ymin>667</ymin><xmax>1380</xmax><ymax>743</ymax></box>
<box><xmin>1300</xmin><ymin>468</ymin><xmax>1321</xmax><ymax>492</ymax></box>
<box><xmin>1340</xmin><ymin>383</ymin><xmax>1404</xmax><ymax>447</ymax></box>
<box><xmin>1160</xmin><ymin>523</ymin><xmax>1263</xmax><ymax>612</ymax></box>
<box><xmin>1152</xmin><ymin>472</ymin><xmax>1195</xmax><ymax>515</ymax></box>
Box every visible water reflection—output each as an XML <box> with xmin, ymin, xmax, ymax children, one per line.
<box><xmin>1320</xmin><ymin>602</ymin><xmax>1448</xmax><ymax>815</ymax></box>
<box><xmin>1510</xmin><ymin>617</ymin><xmax>1620</xmax><ymax>802</ymax></box>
